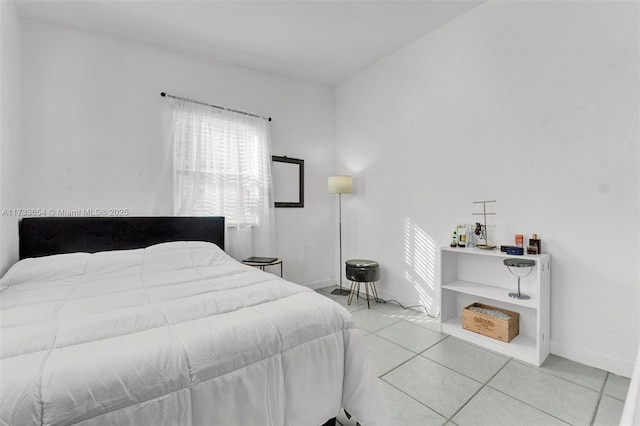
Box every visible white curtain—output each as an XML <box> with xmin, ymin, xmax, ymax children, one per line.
<box><xmin>172</xmin><ymin>100</ymin><xmax>275</xmax><ymax>260</ymax></box>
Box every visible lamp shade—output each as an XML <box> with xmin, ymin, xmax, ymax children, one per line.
<box><xmin>328</xmin><ymin>176</ymin><xmax>352</xmax><ymax>194</ymax></box>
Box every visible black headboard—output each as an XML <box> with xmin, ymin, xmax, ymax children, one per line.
<box><xmin>19</xmin><ymin>216</ymin><xmax>225</xmax><ymax>260</ymax></box>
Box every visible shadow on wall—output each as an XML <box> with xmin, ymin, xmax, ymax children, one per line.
<box><xmin>403</xmin><ymin>217</ymin><xmax>439</xmax><ymax>315</ymax></box>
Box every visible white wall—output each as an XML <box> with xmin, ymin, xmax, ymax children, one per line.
<box><xmin>19</xmin><ymin>21</ymin><xmax>336</xmax><ymax>287</ymax></box>
<box><xmin>0</xmin><ymin>0</ymin><xmax>22</xmax><ymax>274</ymax></box>
<box><xmin>335</xmin><ymin>1</ymin><xmax>639</xmax><ymax>376</ymax></box>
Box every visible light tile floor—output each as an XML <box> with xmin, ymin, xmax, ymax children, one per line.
<box><xmin>317</xmin><ymin>286</ymin><xmax>630</xmax><ymax>426</ymax></box>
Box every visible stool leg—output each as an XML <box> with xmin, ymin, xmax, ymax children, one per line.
<box><xmin>347</xmin><ymin>281</ymin><xmax>356</xmax><ymax>305</ymax></box>
<box><xmin>371</xmin><ymin>282</ymin><xmax>379</xmax><ymax>302</ymax></box>
<box><xmin>365</xmin><ymin>282</ymin><xmax>371</xmax><ymax>309</ymax></box>
<box><xmin>356</xmin><ymin>282</ymin><xmax>360</xmax><ymax>300</ymax></box>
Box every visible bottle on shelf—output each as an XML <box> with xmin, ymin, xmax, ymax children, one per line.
<box><xmin>527</xmin><ymin>234</ymin><xmax>541</xmax><ymax>254</ymax></box>
<box><xmin>515</xmin><ymin>234</ymin><xmax>524</xmax><ymax>248</ymax></box>
<box><xmin>466</xmin><ymin>226</ymin><xmax>475</xmax><ymax>248</ymax></box>
<box><xmin>457</xmin><ymin>225</ymin><xmax>467</xmax><ymax>247</ymax></box>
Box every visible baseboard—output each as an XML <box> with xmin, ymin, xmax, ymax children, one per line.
<box><xmin>374</xmin><ymin>288</ymin><xmax>440</xmax><ymax>317</ymax></box>
<box><xmin>302</xmin><ymin>278</ymin><xmax>336</xmax><ymax>290</ymax></box>
<box><xmin>373</xmin><ymin>287</ymin><xmax>635</xmax><ymax>377</ymax></box>
<box><xmin>372</xmin><ymin>287</ymin><xmax>634</xmax><ymax>377</ymax></box>
<box><xmin>550</xmin><ymin>339</ymin><xmax>635</xmax><ymax>378</ymax></box>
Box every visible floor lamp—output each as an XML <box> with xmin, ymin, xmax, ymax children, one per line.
<box><xmin>328</xmin><ymin>175</ymin><xmax>352</xmax><ymax>296</ymax></box>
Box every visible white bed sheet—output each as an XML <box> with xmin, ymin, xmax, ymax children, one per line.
<box><xmin>0</xmin><ymin>241</ymin><xmax>388</xmax><ymax>426</ymax></box>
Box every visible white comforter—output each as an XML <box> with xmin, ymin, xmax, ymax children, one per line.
<box><xmin>0</xmin><ymin>241</ymin><xmax>387</xmax><ymax>426</ymax></box>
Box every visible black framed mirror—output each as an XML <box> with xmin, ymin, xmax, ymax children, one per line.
<box><xmin>272</xmin><ymin>156</ymin><xmax>304</xmax><ymax>208</ymax></box>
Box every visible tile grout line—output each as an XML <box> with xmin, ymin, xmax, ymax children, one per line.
<box><xmin>427</xmin><ymin>351</ymin><xmax>602</xmax><ymax>425</ymax></box>
<box><xmin>481</xmin><ymin>362</ymin><xmax>598</xmax><ymax>425</ymax></box>
<box><xmin>441</xmin><ymin>337</ymin><xmax>610</xmax><ymax>395</ymax></box>
<box><xmin>417</xmin><ymin>337</ymin><xmax>512</xmax><ymax>382</ymax></box>
<box><xmin>321</xmin><ymin>288</ymin><xmax>450</xmax><ymax>421</ymax></box>
<box><xmin>444</xmin><ymin>356</ymin><xmax>513</xmax><ymax>423</ymax></box>
<box><xmin>483</xmin><ymin>384</ymin><xmax>573</xmax><ymax>425</ymax></box>
<box><xmin>376</xmin><ymin>336</ymin><xmax>455</xmax><ymax>420</ymax></box>
<box><xmin>378</xmin><ymin>344</ymin><xmax>603</xmax><ymax>426</ymax></box>
<box><xmin>377</xmin><ymin>342</ymin><xmax>439</xmax><ymax>378</ymax></box>
<box><xmin>377</xmin><ymin>336</ymin><xmax>523</xmax><ymax>423</ymax></box>
<box><xmin>355</xmin><ymin>309</ymin><xmax>418</xmax><ymax>335</ymax></box>
<box><xmin>319</xmin><ymin>289</ymin><xmax>620</xmax><ymax>425</ymax></box>
<box><xmin>373</xmin><ymin>327</ymin><xmax>533</xmax><ymax>422</ymax></box>
<box><xmin>510</xmin><ymin>358</ymin><xmax>609</xmax><ymax>395</ymax></box>
<box><xmin>379</xmin><ymin>374</ymin><xmax>452</xmax><ymax>421</ymax></box>
<box><xmin>370</xmin><ymin>322</ymin><xmax>446</xmax><ymax>354</ymax></box>
<box><xmin>590</xmin><ymin>372</ymin><xmax>609</xmax><ymax>426</ymax></box>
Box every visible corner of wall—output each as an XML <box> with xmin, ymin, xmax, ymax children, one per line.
<box><xmin>0</xmin><ymin>0</ymin><xmax>22</xmax><ymax>275</ymax></box>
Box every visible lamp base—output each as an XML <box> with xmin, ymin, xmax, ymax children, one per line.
<box><xmin>508</xmin><ymin>292</ymin><xmax>531</xmax><ymax>300</ymax></box>
<box><xmin>331</xmin><ymin>288</ymin><xmax>351</xmax><ymax>296</ymax></box>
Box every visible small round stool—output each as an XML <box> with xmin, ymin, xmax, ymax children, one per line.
<box><xmin>345</xmin><ymin>259</ymin><xmax>380</xmax><ymax>309</ymax></box>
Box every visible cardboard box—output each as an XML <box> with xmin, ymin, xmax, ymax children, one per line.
<box><xmin>462</xmin><ymin>303</ymin><xmax>520</xmax><ymax>343</ymax></box>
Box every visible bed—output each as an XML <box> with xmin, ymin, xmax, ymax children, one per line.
<box><xmin>621</xmin><ymin>346</ymin><xmax>640</xmax><ymax>425</ymax></box>
<box><xmin>1</xmin><ymin>217</ymin><xmax>387</xmax><ymax>426</ymax></box>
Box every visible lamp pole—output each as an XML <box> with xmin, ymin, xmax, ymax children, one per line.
<box><xmin>338</xmin><ymin>192</ymin><xmax>343</xmax><ymax>289</ymax></box>
<box><xmin>328</xmin><ymin>175</ymin><xmax>352</xmax><ymax>296</ymax></box>
<box><xmin>332</xmin><ymin>192</ymin><xmax>350</xmax><ymax>295</ymax></box>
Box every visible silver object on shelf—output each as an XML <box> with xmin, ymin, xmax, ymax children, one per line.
<box><xmin>504</xmin><ymin>258</ymin><xmax>535</xmax><ymax>300</ymax></box>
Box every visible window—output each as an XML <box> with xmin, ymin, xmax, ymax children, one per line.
<box><xmin>172</xmin><ymin>103</ymin><xmax>272</xmax><ymax>227</ymax></box>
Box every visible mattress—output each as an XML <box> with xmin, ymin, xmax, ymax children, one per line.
<box><xmin>0</xmin><ymin>241</ymin><xmax>387</xmax><ymax>425</ymax></box>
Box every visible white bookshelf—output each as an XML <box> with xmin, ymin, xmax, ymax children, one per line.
<box><xmin>440</xmin><ymin>246</ymin><xmax>551</xmax><ymax>366</ymax></box>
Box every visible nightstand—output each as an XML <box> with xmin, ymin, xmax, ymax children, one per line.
<box><xmin>241</xmin><ymin>257</ymin><xmax>283</xmax><ymax>278</ymax></box>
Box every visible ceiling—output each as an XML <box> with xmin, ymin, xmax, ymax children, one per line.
<box><xmin>15</xmin><ymin>1</ymin><xmax>482</xmax><ymax>85</ymax></box>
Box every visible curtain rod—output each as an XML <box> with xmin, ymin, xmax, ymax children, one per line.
<box><xmin>160</xmin><ymin>92</ymin><xmax>272</xmax><ymax>122</ymax></box>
